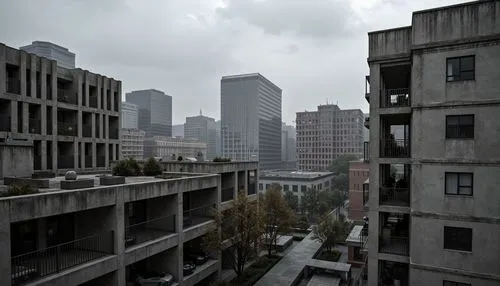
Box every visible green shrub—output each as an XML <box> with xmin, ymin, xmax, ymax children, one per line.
<box><xmin>316</xmin><ymin>249</ymin><xmax>341</xmax><ymax>262</ymax></box>
<box><xmin>213</xmin><ymin>157</ymin><xmax>231</xmax><ymax>162</ymax></box>
<box><xmin>143</xmin><ymin>157</ymin><xmax>162</xmax><ymax>176</ymax></box>
<box><xmin>112</xmin><ymin>158</ymin><xmax>141</xmax><ymax>176</ymax></box>
<box><xmin>3</xmin><ymin>184</ymin><xmax>38</xmax><ymax>197</ymax></box>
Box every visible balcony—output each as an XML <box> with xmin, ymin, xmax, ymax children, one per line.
<box><xmin>379</xmin><ymin>213</ymin><xmax>409</xmax><ymax>256</ymax></box>
<box><xmin>89</xmin><ymin>96</ymin><xmax>98</xmax><ymax>108</ymax></box>
<box><xmin>7</xmin><ymin>78</ymin><xmax>21</xmax><ymax>94</ymax></box>
<box><xmin>10</xmin><ymin>231</ymin><xmax>114</xmax><ymax>285</ymax></box>
<box><xmin>57</xmin><ymin>122</ymin><xmax>77</xmax><ymax>136</ymax></box>
<box><xmin>221</xmin><ymin>187</ymin><xmax>234</xmax><ymax>202</ymax></box>
<box><xmin>379</xmin><ymin>236</ymin><xmax>409</xmax><ymax>256</ymax></box>
<box><xmin>382</xmin><ymin>88</ymin><xmax>410</xmax><ymax>108</ymax></box>
<box><xmin>109</xmin><ymin>129</ymin><xmax>118</xmax><ymax>140</ymax></box>
<box><xmin>0</xmin><ymin>115</ymin><xmax>11</xmax><ymax>132</ymax></box>
<box><xmin>183</xmin><ymin>204</ymin><xmax>215</xmax><ymax>228</ymax></box>
<box><xmin>380</xmin><ymin>138</ymin><xmax>409</xmax><ymax>158</ymax></box>
<box><xmin>29</xmin><ymin>119</ymin><xmax>41</xmax><ymax>134</ymax></box>
<box><xmin>83</xmin><ymin>124</ymin><xmax>92</xmax><ymax>138</ymax></box>
<box><xmin>125</xmin><ymin>214</ymin><xmax>176</xmax><ymax>248</ymax></box>
<box><xmin>58</xmin><ymin>155</ymin><xmax>74</xmax><ymax>169</ymax></box>
<box><xmin>57</xmin><ymin>88</ymin><xmax>77</xmax><ymax>105</ymax></box>
<box><xmin>380</xmin><ymin>187</ymin><xmax>409</xmax><ymax>207</ymax></box>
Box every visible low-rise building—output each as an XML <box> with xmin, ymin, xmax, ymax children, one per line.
<box><xmin>0</xmin><ymin>161</ymin><xmax>258</xmax><ymax>286</ymax></box>
<box><xmin>121</xmin><ymin>128</ymin><xmax>145</xmax><ymax>160</ymax></box>
<box><xmin>348</xmin><ymin>160</ymin><xmax>369</xmax><ymax>221</ymax></box>
<box><xmin>144</xmin><ymin>136</ymin><xmax>207</xmax><ymax>160</ymax></box>
<box><xmin>258</xmin><ymin>170</ymin><xmax>334</xmax><ymax>207</ymax></box>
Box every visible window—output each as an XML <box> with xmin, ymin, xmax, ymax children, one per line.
<box><xmin>443</xmin><ymin>281</ymin><xmax>471</xmax><ymax>286</ymax></box>
<box><xmin>292</xmin><ymin>185</ymin><xmax>298</xmax><ymax>192</ymax></box>
<box><xmin>447</xmin><ymin>56</ymin><xmax>474</xmax><ymax>81</ymax></box>
<box><xmin>258</xmin><ymin>183</ymin><xmax>263</xmax><ymax>191</ymax></box>
<box><xmin>445</xmin><ymin>172</ymin><xmax>473</xmax><ymax>196</ymax></box>
<box><xmin>265</xmin><ymin>184</ymin><xmax>270</xmax><ymax>190</ymax></box>
<box><xmin>301</xmin><ymin>185</ymin><xmax>306</xmax><ymax>193</ymax></box>
<box><xmin>446</xmin><ymin>115</ymin><xmax>474</xmax><ymax>139</ymax></box>
<box><xmin>444</xmin><ymin>226</ymin><xmax>472</xmax><ymax>251</ymax></box>
<box><xmin>284</xmin><ymin>185</ymin><xmax>289</xmax><ymax>192</ymax></box>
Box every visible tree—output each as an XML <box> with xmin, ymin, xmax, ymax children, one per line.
<box><xmin>301</xmin><ymin>187</ymin><xmax>321</xmax><ymax>222</ymax></box>
<box><xmin>112</xmin><ymin>158</ymin><xmax>140</xmax><ymax>176</ymax></box>
<box><xmin>143</xmin><ymin>157</ymin><xmax>162</xmax><ymax>176</ymax></box>
<box><xmin>284</xmin><ymin>190</ymin><xmax>299</xmax><ymax>212</ymax></box>
<box><xmin>203</xmin><ymin>190</ymin><xmax>263</xmax><ymax>280</ymax></box>
<box><xmin>312</xmin><ymin>214</ymin><xmax>337</xmax><ymax>252</ymax></box>
<box><xmin>328</xmin><ymin>154</ymin><xmax>360</xmax><ymax>174</ymax></box>
<box><xmin>262</xmin><ymin>184</ymin><xmax>296</xmax><ymax>256</ymax></box>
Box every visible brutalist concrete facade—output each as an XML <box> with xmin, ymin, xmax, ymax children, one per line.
<box><xmin>0</xmin><ymin>161</ymin><xmax>258</xmax><ymax>286</ymax></box>
<box><xmin>365</xmin><ymin>1</ymin><xmax>500</xmax><ymax>285</ymax></box>
<box><xmin>0</xmin><ymin>43</ymin><xmax>121</xmax><ymax>176</ymax></box>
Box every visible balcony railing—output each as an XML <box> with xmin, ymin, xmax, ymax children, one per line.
<box><xmin>58</xmin><ymin>155</ymin><xmax>74</xmax><ymax>169</ymax></box>
<box><xmin>125</xmin><ymin>214</ymin><xmax>176</xmax><ymax>248</ymax></box>
<box><xmin>57</xmin><ymin>88</ymin><xmax>77</xmax><ymax>105</ymax></box>
<box><xmin>0</xmin><ymin>115</ymin><xmax>11</xmax><ymax>132</ymax></box>
<box><xmin>7</xmin><ymin>78</ymin><xmax>21</xmax><ymax>94</ymax></box>
<box><xmin>248</xmin><ymin>183</ymin><xmax>256</xmax><ymax>195</ymax></box>
<box><xmin>382</xmin><ymin>88</ymin><xmax>410</xmax><ymax>108</ymax></box>
<box><xmin>363</xmin><ymin>141</ymin><xmax>369</xmax><ymax>163</ymax></box>
<box><xmin>183</xmin><ymin>204</ymin><xmax>215</xmax><ymax>228</ymax></box>
<box><xmin>82</xmin><ymin>124</ymin><xmax>92</xmax><ymax>138</ymax></box>
<box><xmin>57</xmin><ymin>122</ymin><xmax>77</xmax><ymax>136</ymax></box>
<box><xmin>380</xmin><ymin>139</ymin><xmax>410</xmax><ymax>158</ymax></box>
<box><xmin>379</xmin><ymin>187</ymin><xmax>409</xmax><ymax>207</ymax></box>
<box><xmin>379</xmin><ymin>236</ymin><xmax>409</xmax><ymax>256</ymax></box>
<box><xmin>89</xmin><ymin>96</ymin><xmax>98</xmax><ymax>108</ymax></box>
<box><xmin>222</xmin><ymin>187</ymin><xmax>234</xmax><ymax>202</ymax></box>
<box><xmin>10</xmin><ymin>231</ymin><xmax>114</xmax><ymax>285</ymax></box>
<box><xmin>29</xmin><ymin>119</ymin><xmax>42</xmax><ymax>134</ymax></box>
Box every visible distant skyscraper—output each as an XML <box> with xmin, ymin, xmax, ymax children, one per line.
<box><xmin>221</xmin><ymin>73</ymin><xmax>282</xmax><ymax>169</ymax></box>
<box><xmin>184</xmin><ymin>113</ymin><xmax>217</xmax><ymax>160</ymax></box>
<box><xmin>20</xmin><ymin>41</ymin><xmax>75</xmax><ymax>69</ymax></box>
<box><xmin>215</xmin><ymin>120</ymin><xmax>221</xmax><ymax>157</ymax></box>
<box><xmin>172</xmin><ymin>124</ymin><xmax>185</xmax><ymax>138</ymax></box>
<box><xmin>296</xmin><ymin>104</ymin><xmax>364</xmax><ymax>171</ymax></box>
<box><xmin>121</xmin><ymin>102</ymin><xmax>138</xmax><ymax>129</ymax></box>
<box><xmin>281</xmin><ymin>122</ymin><xmax>297</xmax><ymax>168</ymax></box>
<box><xmin>126</xmin><ymin>89</ymin><xmax>172</xmax><ymax>137</ymax></box>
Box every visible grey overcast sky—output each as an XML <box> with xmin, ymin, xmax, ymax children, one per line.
<box><xmin>0</xmin><ymin>0</ymin><xmax>467</xmax><ymax>125</ymax></box>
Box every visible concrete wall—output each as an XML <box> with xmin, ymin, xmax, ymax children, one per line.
<box><xmin>368</xmin><ymin>27</ymin><xmax>412</xmax><ymax>61</ymax></box>
<box><xmin>159</xmin><ymin>161</ymin><xmax>258</xmax><ymax>175</ymax></box>
<box><xmin>349</xmin><ymin>161</ymin><xmax>369</xmax><ymax>221</ymax></box>
<box><xmin>0</xmin><ymin>142</ymin><xmax>33</xmax><ymax>178</ymax></box>
<box><xmin>410</xmin><ymin>267</ymin><xmax>500</xmax><ymax>286</ymax></box>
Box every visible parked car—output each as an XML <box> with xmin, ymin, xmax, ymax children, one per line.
<box><xmin>186</xmin><ymin>252</ymin><xmax>209</xmax><ymax>265</ymax></box>
<box><xmin>183</xmin><ymin>261</ymin><xmax>196</xmax><ymax>276</ymax></box>
<box><xmin>135</xmin><ymin>271</ymin><xmax>174</xmax><ymax>286</ymax></box>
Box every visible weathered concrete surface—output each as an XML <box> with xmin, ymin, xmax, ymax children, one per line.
<box><xmin>60</xmin><ymin>178</ymin><xmax>94</xmax><ymax>190</ymax></box>
<box><xmin>0</xmin><ymin>141</ymin><xmax>33</xmax><ymax>179</ymax></box>
<box><xmin>99</xmin><ymin>176</ymin><xmax>125</xmax><ymax>186</ymax></box>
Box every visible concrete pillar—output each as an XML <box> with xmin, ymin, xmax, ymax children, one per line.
<box><xmin>99</xmin><ymin>114</ymin><xmax>104</xmax><ymax>139</ymax></box>
<box><xmin>80</xmin><ymin>142</ymin><xmax>85</xmax><ymax>170</ymax></box>
<box><xmin>40</xmin><ymin>58</ymin><xmax>48</xmax><ymax>101</ymax></box>
<box><xmin>233</xmin><ymin>171</ymin><xmax>238</xmax><ymax>197</ymax></box>
<box><xmin>114</xmin><ymin>191</ymin><xmax>126</xmax><ymax>286</ymax></box>
<box><xmin>91</xmin><ymin>112</ymin><xmax>96</xmax><ymax>139</ymax></box>
<box><xmin>110</xmin><ymin>82</ymin><xmax>115</xmax><ymax>112</ymax></box>
<box><xmin>29</xmin><ymin>55</ymin><xmax>36</xmax><ymax>98</ymax></box>
<box><xmin>41</xmin><ymin>104</ymin><xmax>47</xmax><ymax>135</ymax></box>
<box><xmin>52</xmin><ymin>106</ymin><xmax>58</xmax><ymax>172</ymax></box>
<box><xmin>0</xmin><ymin>44</ymin><xmax>6</xmax><ymax>94</ymax></box>
<box><xmin>92</xmin><ymin>142</ymin><xmax>97</xmax><ymax>168</ymax></box>
<box><xmin>20</xmin><ymin>52</ymin><xmax>27</xmax><ymax>98</ymax></box>
<box><xmin>176</xmin><ymin>193</ymin><xmax>184</xmax><ymax>281</ymax></box>
<box><xmin>0</xmin><ymin>201</ymin><xmax>11</xmax><ymax>286</ymax></box>
<box><xmin>102</xmin><ymin>77</ymin><xmax>108</xmax><ymax>111</ymax></box>
<box><xmin>97</xmin><ymin>76</ymin><xmax>102</xmax><ymax>110</ymax></box>
<box><xmin>73</xmin><ymin>140</ymin><xmax>79</xmax><ymax>169</ymax></box>
<box><xmin>41</xmin><ymin>140</ymin><xmax>47</xmax><ymax>170</ymax></box>
<box><xmin>84</xmin><ymin>71</ymin><xmax>89</xmax><ymax>107</ymax></box>
<box><xmin>10</xmin><ymin>101</ymin><xmax>17</xmax><ymax>134</ymax></box>
<box><xmin>112</xmin><ymin>143</ymin><xmax>117</xmax><ymax>162</ymax></box>
<box><xmin>78</xmin><ymin>110</ymin><xmax>83</xmax><ymax>138</ymax></box>
<box><xmin>22</xmin><ymin>102</ymin><xmax>29</xmax><ymax>134</ymax></box>
<box><xmin>105</xmin><ymin>114</ymin><xmax>109</xmax><ymax>139</ymax></box>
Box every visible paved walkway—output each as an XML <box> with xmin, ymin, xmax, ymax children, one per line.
<box><xmin>254</xmin><ymin>232</ymin><xmax>322</xmax><ymax>286</ymax></box>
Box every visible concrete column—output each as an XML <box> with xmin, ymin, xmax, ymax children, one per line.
<box><xmin>0</xmin><ymin>201</ymin><xmax>11</xmax><ymax>286</ymax></box>
<box><xmin>233</xmin><ymin>171</ymin><xmax>238</xmax><ymax>197</ymax></box>
<box><xmin>77</xmin><ymin>110</ymin><xmax>83</xmax><ymax>138</ymax></box>
<box><xmin>73</xmin><ymin>140</ymin><xmax>79</xmax><ymax>169</ymax></box>
<box><xmin>97</xmin><ymin>77</ymin><xmax>102</xmax><ymax>110</ymax></box>
<box><xmin>80</xmin><ymin>142</ymin><xmax>85</xmax><ymax>170</ymax></box>
<box><xmin>41</xmin><ymin>104</ymin><xmax>47</xmax><ymax>135</ymax></box>
<box><xmin>177</xmin><ymin>193</ymin><xmax>184</xmax><ymax>281</ymax></box>
<box><xmin>244</xmin><ymin>170</ymin><xmax>248</xmax><ymax>192</ymax></box>
<box><xmin>110</xmin><ymin>83</ymin><xmax>115</xmax><ymax>112</ymax></box>
<box><xmin>105</xmin><ymin>114</ymin><xmax>109</xmax><ymax>139</ymax></box>
<box><xmin>112</xmin><ymin>143</ymin><xmax>117</xmax><ymax>162</ymax></box>
<box><xmin>84</xmin><ymin>71</ymin><xmax>89</xmax><ymax>107</ymax></box>
<box><xmin>92</xmin><ymin>142</ymin><xmax>97</xmax><ymax>168</ymax></box>
<box><xmin>40</xmin><ymin>58</ymin><xmax>47</xmax><ymax>101</ymax></box>
<box><xmin>102</xmin><ymin>77</ymin><xmax>108</xmax><ymax>111</ymax></box>
<box><xmin>50</xmin><ymin>60</ymin><xmax>57</xmax><ymax>102</ymax></box>
<box><xmin>22</xmin><ymin>102</ymin><xmax>29</xmax><ymax>134</ymax></box>
<box><xmin>20</xmin><ymin>52</ymin><xmax>27</xmax><ymax>98</ymax></box>
<box><xmin>29</xmin><ymin>55</ymin><xmax>36</xmax><ymax>98</ymax></box>
<box><xmin>99</xmin><ymin>114</ymin><xmax>104</xmax><ymax>139</ymax></box>
<box><xmin>0</xmin><ymin>44</ymin><xmax>6</xmax><ymax>94</ymax></box>
<box><xmin>41</xmin><ymin>140</ymin><xmax>47</xmax><ymax>170</ymax></box>
<box><xmin>91</xmin><ymin>112</ymin><xmax>96</xmax><ymax>139</ymax></box>
<box><xmin>105</xmin><ymin>142</ymin><xmax>109</xmax><ymax>169</ymax></box>
<box><xmin>114</xmin><ymin>191</ymin><xmax>126</xmax><ymax>286</ymax></box>
<box><xmin>10</xmin><ymin>101</ymin><xmax>17</xmax><ymax>133</ymax></box>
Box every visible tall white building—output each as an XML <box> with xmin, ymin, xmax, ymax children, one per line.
<box><xmin>20</xmin><ymin>41</ymin><xmax>75</xmax><ymax>69</ymax></box>
<box><xmin>121</xmin><ymin>102</ymin><xmax>138</xmax><ymax>129</ymax></box>
<box><xmin>121</xmin><ymin>128</ymin><xmax>145</xmax><ymax>160</ymax></box>
<box><xmin>184</xmin><ymin>114</ymin><xmax>217</xmax><ymax>160</ymax></box>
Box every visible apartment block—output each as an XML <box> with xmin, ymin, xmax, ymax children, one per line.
<box><xmin>121</xmin><ymin>101</ymin><xmax>138</xmax><ymax>129</ymax></box>
<box><xmin>296</xmin><ymin>104</ymin><xmax>364</xmax><ymax>171</ymax></box>
<box><xmin>184</xmin><ymin>114</ymin><xmax>217</xmax><ymax>160</ymax></box>
<box><xmin>121</xmin><ymin>128</ymin><xmax>145</xmax><ymax>160</ymax></box>
<box><xmin>126</xmin><ymin>89</ymin><xmax>172</xmax><ymax>137</ymax></box>
<box><xmin>0</xmin><ymin>43</ymin><xmax>121</xmax><ymax>175</ymax></box>
<box><xmin>221</xmin><ymin>73</ymin><xmax>282</xmax><ymax>169</ymax></box>
<box><xmin>0</xmin><ymin>161</ymin><xmax>258</xmax><ymax>286</ymax></box>
<box><xmin>144</xmin><ymin>136</ymin><xmax>207</xmax><ymax>160</ymax></box>
<box><xmin>348</xmin><ymin>160</ymin><xmax>369</xmax><ymax>221</ymax></box>
<box><xmin>365</xmin><ymin>1</ymin><xmax>500</xmax><ymax>285</ymax></box>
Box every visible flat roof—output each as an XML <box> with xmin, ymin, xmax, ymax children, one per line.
<box><xmin>346</xmin><ymin>225</ymin><xmax>364</xmax><ymax>244</ymax></box>
<box><xmin>259</xmin><ymin>170</ymin><xmax>333</xmax><ymax>179</ymax></box>
<box><xmin>221</xmin><ymin>73</ymin><xmax>282</xmax><ymax>92</ymax></box>
<box><xmin>307</xmin><ymin>275</ymin><xmax>341</xmax><ymax>286</ymax></box>
<box><xmin>306</xmin><ymin>259</ymin><xmax>351</xmax><ymax>273</ymax></box>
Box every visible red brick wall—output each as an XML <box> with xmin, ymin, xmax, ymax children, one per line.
<box><xmin>348</xmin><ymin>161</ymin><xmax>369</xmax><ymax>221</ymax></box>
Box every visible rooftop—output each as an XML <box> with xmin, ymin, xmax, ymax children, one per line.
<box><xmin>346</xmin><ymin>225</ymin><xmax>365</xmax><ymax>245</ymax></box>
<box><xmin>259</xmin><ymin>170</ymin><xmax>333</xmax><ymax>179</ymax></box>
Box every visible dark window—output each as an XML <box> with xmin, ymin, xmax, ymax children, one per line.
<box><xmin>265</xmin><ymin>184</ymin><xmax>270</xmax><ymax>190</ymax></box>
<box><xmin>258</xmin><ymin>183</ymin><xmax>263</xmax><ymax>191</ymax></box>
<box><xmin>446</xmin><ymin>115</ymin><xmax>474</xmax><ymax>139</ymax></box>
<box><xmin>301</xmin><ymin>185</ymin><xmax>306</xmax><ymax>193</ymax></box>
<box><xmin>292</xmin><ymin>185</ymin><xmax>298</xmax><ymax>192</ymax></box>
<box><xmin>445</xmin><ymin>172</ymin><xmax>473</xmax><ymax>196</ymax></box>
<box><xmin>444</xmin><ymin>226</ymin><xmax>472</xmax><ymax>251</ymax></box>
<box><xmin>443</xmin><ymin>281</ymin><xmax>471</xmax><ymax>286</ymax></box>
<box><xmin>284</xmin><ymin>185</ymin><xmax>289</xmax><ymax>192</ymax></box>
<box><xmin>447</xmin><ymin>56</ymin><xmax>475</xmax><ymax>81</ymax></box>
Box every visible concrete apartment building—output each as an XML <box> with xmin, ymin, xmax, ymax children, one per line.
<box><xmin>258</xmin><ymin>170</ymin><xmax>334</xmax><ymax>208</ymax></box>
<box><xmin>365</xmin><ymin>1</ymin><xmax>500</xmax><ymax>285</ymax></box>
<box><xmin>296</xmin><ymin>104</ymin><xmax>364</xmax><ymax>171</ymax></box>
<box><xmin>221</xmin><ymin>73</ymin><xmax>282</xmax><ymax>169</ymax></box>
<box><xmin>0</xmin><ymin>43</ymin><xmax>121</xmax><ymax>175</ymax></box>
<box><xmin>20</xmin><ymin>41</ymin><xmax>75</xmax><ymax>70</ymax></box>
<box><xmin>348</xmin><ymin>159</ymin><xmax>369</xmax><ymax>221</ymax></box>
<box><xmin>121</xmin><ymin>101</ymin><xmax>138</xmax><ymax>129</ymax></box>
<box><xmin>184</xmin><ymin>114</ymin><xmax>217</xmax><ymax>160</ymax></box>
<box><xmin>126</xmin><ymin>89</ymin><xmax>172</xmax><ymax>137</ymax></box>
<box><xmin>144</xmin><ymin>136</ymin><xmax>207</xmax><ymax>160</ymax></box>
<box><xmin>121</xmin><ymin>128</ymin><xmax>145</xmax><ymax>160</ymax></box>
<box><xmin>0</xmin><ymin>161</ymin><xmax>258</xmax><ymax>286</ymax></box>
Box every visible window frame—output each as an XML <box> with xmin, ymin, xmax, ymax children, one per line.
<box><xmin>446</xmin><ymin>115</ymin><xmax>474</xmax><ymax>139</ymax></box>
<box><xmin>446</xmin><ymin>55</ymin><xmax>475</xmax><ymax>82</ymax></box>
<box><xmin>443</xmin><ymin>280</ymin><xmax>471</xmax><ymax>286</ymax></box>
<box><xmin>444</xmin><ymin>226</ymin><xmax>472</xmax><ymax>252</ymax></box>
<box><xmin>445</xmin><ymin>172</ymin><xmax>473</xmax><ymax>196</ymax></box>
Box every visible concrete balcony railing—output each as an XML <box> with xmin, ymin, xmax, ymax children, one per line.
<box><xmin>10</xmin><ymin>231</ymin><xmax>114</xmax><ymax>285</ymax></box>
<box><xmin>29</xmin><ymin>119</ymin><xmax>42</xmax><ymax>134</ymax></box>
<box><xmin>6</xmin><ymin>78</ymin><xmax>21</xmax><ymax>94</ymax></box>
<box><xmin>382</xmin><ymin>88</ymin><xmax>410</xmax><ymax>108</ymax></box>
<box><xmin>57</xmin><ymin>88</ymin><xmax>77</xmax><ymax>105</ymax></box>
<box><xmin>82</xmin><ymin>123</ymin><xmax>92</xmax><ymax>138</ymax></box>
<box><xmin>380</xmin><ymin>139</ymin><xmax>410</xmax><ymax>158</ymax></box>
<box><xmin>221</xmin><ymin>187</ymin><xmax>234</xmax><ymax>202</ymax></box>
<box><xmin>379</xmin><ymin>187</ymin><xmax>409</xmax><ymax>207</ymax></box>
<box><xmin>379</xmin><ymin>236</ymin><xmax>409</xmax><ymax>256</ymax></box>
<box><xmin>183</xmin><ymin>204</ymin><xmax>215</xmax><ymax>228</ymax></box>
<box><xmin>125</xmin><ymin>214</ymin><xmax>176</xmax><ymax>248</ymax></box>
<box><xmin>0</xmin><ymin>115</ymin><xmax>11</xmax><ymax>132</ymax></box>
